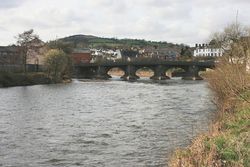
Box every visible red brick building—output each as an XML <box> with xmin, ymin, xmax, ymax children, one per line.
<box><xmin>71</xmin><ymin>49</ymin><xmax>92</xmax><ymax>64</ymax></box>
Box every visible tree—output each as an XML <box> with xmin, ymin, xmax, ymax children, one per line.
<box><xmin>16</xmin><ymin>29</ymin><xmax>43</xmax><ymax>72</ymax></box>
<box><xmin>44</xmin><ymin>49</ymin><xmax>71</xmax><ymax>82</ymax></box>
<box><xmin>211</xmin><ymin>23</ymin><xmax>250</xmax><ymax>66</ymax></box>
<box><xmin>47</xmin><ymin>40</ymin><xmax>73</xmax><ymax>54</ymax></box>
<box><xmin>206</xmin><ymin>23</ymin><xmax>250</xmax><ymax>111</ymax></box>
<box><xmin>180</xmin><ymin>46</ymin><xmax>192</xmax><ymax>57</ymax></box>
<box><xmin>212</xmin><ymin>23</ymin><xmax>249</xmax><ymax>50</ymax></box>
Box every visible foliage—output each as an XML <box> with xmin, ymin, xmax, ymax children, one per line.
<box><xmin>212</xmin><ymin>23</ymin><xmax>250</xmax><ymax>50</ymax></box>
<box><xmin>46</xmin><ymin>40</ymin><xmax>74</xmax><ymax>54</ymax></box>
<box><xmin>169</xmin><ymin>108</ymin><xmax>250</xmax><ymax>167</ymax></box>
<box><xmin>180</xmin><ymin>46</ymin><xmax>192</xmax><ymax>57</ymax></box>
<box><xmin>60</xmin><ymin>34</ymin><xmax>180</xmax><ymax>50</ymax></box>
<box><xmin>205</xmin><ymin>40</ymin><xmax>250</xmax><ymax>112</ymax></box>
<box><xmin>44</xmin><ymin>49</ymin><xmax>72</xmax><ymax>82</ymax></box>
<box><xmin>169</xmin><ymin>22</ymin><xmax>250</xmax><ymax>167</ymax></box>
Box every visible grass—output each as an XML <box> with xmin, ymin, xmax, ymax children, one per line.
<box><xmin>169</xmin><ymin>97</ymin><xmax>250</xmax><ymax>167</ymax></box>
<box><xmin>169</xmin><ymin>50</ymin><xmax>250</xmax><ymax>166</ymax></box>
<box><xmin>168</xmin><ymin>25</ymin><xmax>250</xmax><ymax>166</ymax></box>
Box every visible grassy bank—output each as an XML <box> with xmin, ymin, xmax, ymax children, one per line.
<box><xmin>169</xmin><ymin>55</ymin><xmax>250</xmax><ymax>167</ymax></box>
<box><xmin>0</xmin><ymin>72</ymin><xmax>52</xmax><ymax>87</ymax></box>
<box><xmin>169</xmin><ymin>98</ymin><xmax>250</xmax><ymax>167</ymax></box>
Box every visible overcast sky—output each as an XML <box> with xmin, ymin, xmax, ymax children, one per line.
<box><xmin>0</xmin><ymin>0</ymin><xmax>250</xmax><ymax>46</ymax></box>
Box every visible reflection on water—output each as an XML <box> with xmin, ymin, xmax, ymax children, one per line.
<box><xmin>0</xmin><ymin>78</ymin><xmax>216</xmax><ymax>166</ymax></box>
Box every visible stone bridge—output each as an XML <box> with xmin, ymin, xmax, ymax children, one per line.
<box><xmin>73</xmin><ymin>59</ymin><xmax>215</xmax><ymax>81</ymax></box>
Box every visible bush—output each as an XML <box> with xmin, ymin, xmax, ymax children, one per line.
<box><xmin>44</xmin><ymin>49</ymin><xmax>72</xmax><ymax>82</ymax></box>
<box><xmin>205</xmin><ymin>39</ymin><xmax>250</xmax><ymax>112</ymax></box>
<box><xmin>169</xmin><ymin>23</ymin><xmax>250</xmax><ymax>167</ymax></box>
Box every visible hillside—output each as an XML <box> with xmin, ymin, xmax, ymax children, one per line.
<box><xmin>59</xmin><ymin>34</ymin><xmax>188</xmax><ymax>51</ymax></box>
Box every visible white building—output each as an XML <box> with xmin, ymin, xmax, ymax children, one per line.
<box><xmin>90</xmin><ymin>48</ymin><xmax>122</xmax><ymax>61</ymax></box>
<box><xmin>193</xmin><ymin>44</ymin><xmax>223</xmax><ymax>57</ymax></box>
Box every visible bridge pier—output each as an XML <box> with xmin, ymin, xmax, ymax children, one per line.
<box><xmin>182</xmin><ymin>65</ymin><xmax>203</xmax><ymax>80</ymax></box>
<box><xmin>122</xmin><ymin>65</ymin><xmax>138</xmax><ymax>81</ymax></box>
<box><xmin>95</xmin><ymin>66</ymin><xmax>111</xmax><ymax>80</ymax></box>
<box><xmin>150</xmin><ymin>65</ymin><xmax>170</xmax><ymax>80</ymax></box>
<box><xmin>74</xmin><ymin>66</ymin><xmax>96</xmax><ymax>79</ymax></box>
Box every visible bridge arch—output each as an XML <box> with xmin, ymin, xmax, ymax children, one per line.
<box><xmin>107</xmin><ymin>67</ymin><xmax>126</xmax><ymax>78</ymax></box>
<box><xmin>135</xmin><ymin>67</ymin><xmax>155</xmax><ymax>79</ymax></box>
<box><xmin>166</xmin><ymin>67</ymin><xmax>187</xmax><ymax>77</ymax></box>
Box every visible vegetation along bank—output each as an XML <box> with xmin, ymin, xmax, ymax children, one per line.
<box><xmin>169</xmin><ymin>23</ymin><xmax>250</xmax><ymax>167</ymax></box>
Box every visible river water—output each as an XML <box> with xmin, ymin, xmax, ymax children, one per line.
<box><xmin>0</xmin><ymin>78</ymin><xmax>216</xmax><ymax>167</ymax></box>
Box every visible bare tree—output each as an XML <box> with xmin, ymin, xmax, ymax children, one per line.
<box><xmin>212</xmin><ymin>23</ymin><xmax>249</xmax><ymax>49</ymax></box>
<box><xmin>206</xmin><ymin>22</ymin><xmax>250</xmax><ymax>111</ymax></box>
<box><xmin>211</xmin><ymin>23</ymin><xmax>250</xmax><ymax>65</ymax></box>
<box><xmin>16</xmin><ymin>29</ymin><xmax>43</xmax><ymax>73</ymax></box>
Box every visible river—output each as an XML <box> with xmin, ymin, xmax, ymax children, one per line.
<box><xmin>0</xmin><ymin>78</ymin><xmax>216</xmax><ymax>167</ymax></box>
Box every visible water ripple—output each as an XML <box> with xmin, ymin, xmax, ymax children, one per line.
<box><xmin>0</xmin><ymin>79</ymin><xmax>216</xmax><ymax>166</ymax></box>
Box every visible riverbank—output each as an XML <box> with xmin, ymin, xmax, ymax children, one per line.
<box><xmin>0</xmin><ymin>72</ymin><xmax>57</xmax><ymax>87</ymax></box>
<box><xmin>169</xmin><ymin>59</ymin><xmax>250</xmax><ymax>166</ymax></box>
<box><xmin>169</xmin><ymin>96</ymin><xmax>250</xmax><ymax>166</ymax></box>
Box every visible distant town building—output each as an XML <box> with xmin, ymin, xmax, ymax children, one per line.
<box><xmin>26</xmin><ymin>47</ymin><xmax>47</xmax><ymax>65</ymax></box>
<box><xmin>121</xmin><ymin>49</ymin><xmax>139</xmax><ymax>58</ymax></box>
<box><xmin>193</xmin><ymin>44</ymin><xmax>223</xmax><ymax>57</ymax></box>
<box><xmin>71</xmin><ymin>49</ymin><xmax>92</xmax><ymax>64</ymax></box>
<box><xmin>0</xmin><ymin>46</ymin><xmax>22</xmax><ymax>65</ymax></box>
<box><xmin>139</xmin><ymin>47</ymin><xmax>179</xmax><ymax>60</ymax></box>
<box><xmin>154</xmin><ymin>48</ymin><xmax>179</xmax><ymax>60</ymax></box>
<box><xmin>90</xmin><ymin>48</ymin><xmax>122</xmax><ymax>61</ymax></box>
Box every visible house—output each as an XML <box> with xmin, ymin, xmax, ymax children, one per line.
<box><xmin>139</xmin><ymin>47</ymin><xmax>179</xmax><ymax>60</ymax></box>
<box><xmin>0</xmin><ymin>46</ymin><xmax>22</xmax><ymax>65</ymax></box>
<box><xmin>90</xmin><ymin>48</ymin><xmax>122</xmax><ymax>61</ymax></box>
<box><xmin>193</xmin><ymin>44</ymin><xmax>223</xmax><ymax>57</ymax></box>
<box><xmin>114</xmin><ymin>49</ymin><xmax>122</xmax><ymax>59</ymax></box>
<box><xmin>121</xmin><ymin>49</ymin><xmax>139</xmax><ymax>59</ymax></box>
<box><xmin>154</xmin><ymin>48</ymin><xmax>179</xmax><ymax>60</ymax></box>
<box><xmin>26</xmin><ymin>46</ymin><xmax>47</xmax><ymax>65</ymax></box>
<box><xmin>71</xmin><ymin>49</ymin><xmax>92</xmax><ymax>64</ymax></box>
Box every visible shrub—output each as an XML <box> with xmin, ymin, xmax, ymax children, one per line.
<box><xmin>44</xmin><ymin>49</ymin><xmax>72</xmax><ymax>82</ymax></box>
<box><xmin>205</xmin><ymin>38</ymin><xmax>250</xmax><ymax>112</ymax></box>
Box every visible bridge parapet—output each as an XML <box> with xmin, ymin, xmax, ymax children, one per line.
<box><xmin>76</xmin><ymin>59</ymin><xmax>215</xmax><ymax>67</ymax></box>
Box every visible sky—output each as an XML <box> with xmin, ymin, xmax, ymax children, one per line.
<box><xmin>0</xmin><ymin>0</ymin><xmax>250</xmax><ymax>46</ymax></box>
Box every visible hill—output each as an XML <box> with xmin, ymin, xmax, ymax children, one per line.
<box><xmin>59</xmin><ymin>34</ymin><xmax>189</xmax><ymax>51</ymax></box>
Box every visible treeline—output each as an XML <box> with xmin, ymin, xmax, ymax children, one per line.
<box><xmin>59</xmin><ymin>34</ymin><xmax>184</xmax><ymax>50</ymax></box>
